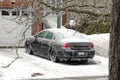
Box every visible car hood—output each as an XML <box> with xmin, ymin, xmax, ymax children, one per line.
<box><xmin>60</xmin><ymin>38</ymin><xmax>90</xmax><ymax>43</ymax></box>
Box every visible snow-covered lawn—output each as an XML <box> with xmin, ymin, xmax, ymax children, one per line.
<box><xmin>0</xmin><ymin>48</ymin><xmax>108</xmax><ymax>80</ymax></box>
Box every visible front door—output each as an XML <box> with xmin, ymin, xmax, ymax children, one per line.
<box><xmin>36</xmin><ymin>31</ymin><xmax>47</xmax><ymax>56</ymax></box>
<box><xmin>41</xmin><ymin>32</ymin><xmax>54</xmax><ymax>57</ymax></box>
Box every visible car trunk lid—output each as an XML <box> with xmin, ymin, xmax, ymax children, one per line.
<box><xmin>61</xmin><ymin>38</ymin><xmax>93</xmax><ymax>50</ymax></box>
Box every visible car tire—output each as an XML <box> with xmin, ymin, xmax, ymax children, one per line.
<box><xmin>25</xmin><ymin>42</ymin><xmax>33</xmax><ymax>55</ymax></box>
<box><xmin>49</xmin><ymin>48</ymin><xmax>59</xmax><ymax>62</ymax></box>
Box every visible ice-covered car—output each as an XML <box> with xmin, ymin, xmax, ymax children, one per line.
<box><xmin>25</xmin><ymin>29</ymin><xmax>95</xmax><ymax>62</ymax></box>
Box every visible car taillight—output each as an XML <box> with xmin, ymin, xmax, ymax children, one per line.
<box><xmin>91</xmin><ymin>43</ymin><xmax>94</xmax><ymax>48</ymax></box>
<box><xmin>62</xmin><ymin>43</ymin><xmax>70</xmax><ymax>48</ymax></box>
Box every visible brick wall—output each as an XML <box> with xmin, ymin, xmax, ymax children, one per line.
<box><xmin>0</xmin><ymin>0</ymin><xmax>31</xmax><ymax>8</ymax></box>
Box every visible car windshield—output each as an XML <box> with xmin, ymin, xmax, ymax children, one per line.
<box><xmin>58</xmin><ymin>29</ymin><xmax>85</xmax><ymax>39</ymax></box>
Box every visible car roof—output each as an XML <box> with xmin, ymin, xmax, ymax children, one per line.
<box><xmin>39</xmin><ymin>28</ymin><xmax>86</xmax><ymax>40</ymax></box>
<box><xmin>43</xmin><ymin>28</ymin><xmax>75</xmax><ymax>34</ymax></box>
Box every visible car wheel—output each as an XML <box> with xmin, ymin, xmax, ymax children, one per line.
<box><xmin>25</xmin><ymin>42</ymin><xmax>33</xmax><ymax>54</ymax></box>
<box><xmin>49</xmin><ymin>48</ymin><xmax>59</xmax><ymax>62</ymax></box>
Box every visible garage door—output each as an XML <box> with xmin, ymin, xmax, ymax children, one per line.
<box><xmin>0</xmin><ymin>16</ymin><xmax>32</xmax><ymax>47</ymax></box>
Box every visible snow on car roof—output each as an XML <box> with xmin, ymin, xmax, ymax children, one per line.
<box><xmin>43</xmin><ymin>28</ymin><xmax>75</xmax><ymax>33</ymax></box>
<box><xmin>43</xmin><ymin>28</ymin><xmax>85</xmax><ymax>36</ymax></box>
<box><xmin>43</xmin><ymin>28</ymin><xmax>85</xmax><ymax>40</ymax></box>
<box><xmin>42</xmin><ymin>28</ymin><xmax>85</xmax><ymax>36</ymax></box>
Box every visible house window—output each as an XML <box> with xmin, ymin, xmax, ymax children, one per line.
<box><xmin>2</xmin><ymin>11</ymin><xmax>9</xmax><ymax>16</ymax></box>
<box><xmin>22</xmin><ymin>11</ymin><xmax>29</xmax><ymax>16</ymax></box>
<box><xmin>2</xmin><ymin>10</ymin><xmax>9</xmax><ymax>16</ymax></box>
<box><xmin>12</xmin><ymin>11</ymin><xmax>20</xmax><ymax>16</ymax></box>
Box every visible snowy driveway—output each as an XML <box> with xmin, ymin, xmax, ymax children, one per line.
<box><xmin>0</xmin><ymin>48</ymin><xmax>108</xmax><ymax>80</ymax></box>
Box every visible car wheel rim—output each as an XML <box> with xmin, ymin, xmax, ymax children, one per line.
<box><xmin>50</xmin><ymin>50</ymin><xmax>56</xmax><ymax>62</ymax></box>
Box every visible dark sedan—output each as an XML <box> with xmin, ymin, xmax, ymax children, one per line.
<box><xmin>25</xmin><ymin>29</ymin><xmax>95</xmax><ymax>62</ymax></box>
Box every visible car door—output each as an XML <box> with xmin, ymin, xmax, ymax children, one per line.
<box><xmin>34</xmin><ymin>31</ymin><xmax>47</xmax><ymax>56</ymax></box>
<box><xmin>41</xmin><ymin>32</ymin><xmax>54</xmax><ymax>57</ymax></box>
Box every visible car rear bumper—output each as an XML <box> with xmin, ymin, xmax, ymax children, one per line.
<box><xmin>57</xmin><ymin>49</ymin><xmax>95</xmax><ymax>59</ymax></box>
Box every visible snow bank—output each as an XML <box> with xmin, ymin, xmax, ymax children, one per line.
<box><xmin>85</xmin><ymin>33</ymin><xmax>110</xmax><ymax>57</ymax></box>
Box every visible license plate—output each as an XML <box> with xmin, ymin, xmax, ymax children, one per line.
<box><xmin>78</xmin><ymin>52</ymin><xmax>85</xmax><ymax>55</ymax></box>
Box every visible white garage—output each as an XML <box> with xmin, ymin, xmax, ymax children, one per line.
<box><xmin>0</xmin><ymin>9</ymin><xmax>32</xmax><ymax>47</ymax></box>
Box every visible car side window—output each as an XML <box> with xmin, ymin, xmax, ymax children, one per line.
<box><xmin>37</xmin><ymin>31</ymin><xmax>46</xmax><ymax>38</ymax></box>
<box><xmin>45</xmin><ymin>32</ymin><xmax>54</xmax><ymax>40</ymax></box>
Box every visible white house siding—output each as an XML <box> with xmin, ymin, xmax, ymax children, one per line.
<box><xmin>0</xmin><ymin>9</ymin><xmax>32</xmax><ymax>47</ymax></box>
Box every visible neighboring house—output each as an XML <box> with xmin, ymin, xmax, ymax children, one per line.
<box><xmin>0</xmin><ymin>0</ymin><xmax>66</xmax><ymax>47</ymax></box>
<box><xmin>0</xmin><ymin>0</ymin><xmax>32</xmax><ymax>47</ymax></box>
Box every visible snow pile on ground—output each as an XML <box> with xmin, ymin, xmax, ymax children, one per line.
<box><xmin>85</xmin><ymin>33</ymin><xmax>110</xmax><ymax>57</ymax></box>
<box><xmin>0</xmin><ymin>49</ymin><xmax>108</xmax><ymax>79</ymax></box>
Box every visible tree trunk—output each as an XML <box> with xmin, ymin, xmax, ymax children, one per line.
<box><xmin>109</xmin><ymin>0</ymin><xmax>120</xmax><ymax>80</ymax></box>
